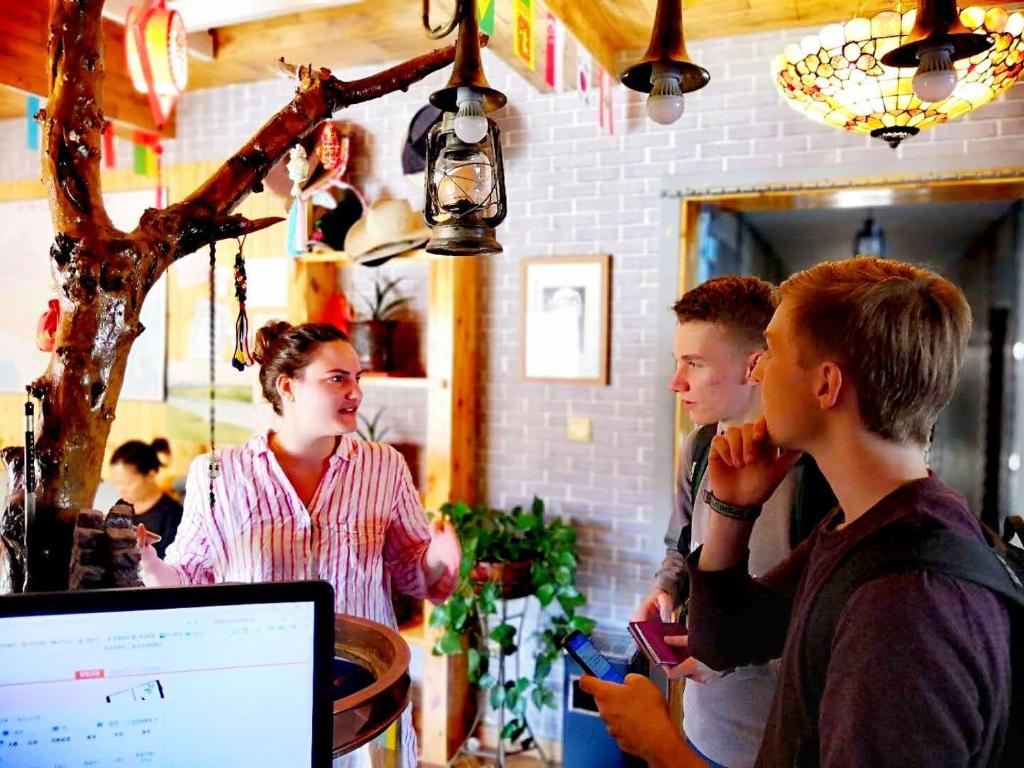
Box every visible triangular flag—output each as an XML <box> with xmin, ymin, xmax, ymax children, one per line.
<box><xmin>599</xmin><ymin>68</ymin><xmax>615</xmax><ymax>136</ymax></box>
<box><xmin>26</xmin><ymin>96</ymin><xmax>40</xmax><ymax>151</ymax></box>
<box><xmin>102</xmin><ymin>123</ymin><xmax>116</xmax><ymax>169</ymax></box>
<box><xmin>577</xmin><ymin>47</ymin><xmax>592</xmax><ymax>105</ymax></box>
<box><xmin>514</xmin><ymin>0</ymin><xmax>535</xmax><ymax>70</ymax></box>
<box><xmin>478</xmin><ymin>0</ymin><xmax>495</xmax><ymax>36</ymax></box>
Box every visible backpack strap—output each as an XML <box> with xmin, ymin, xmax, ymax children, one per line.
<box><xmin>791</xmin><ymin>456</ymin><xmax>837</xmax><ymax>548</ymax></box>
<box><xmin>799</xmin><ymin>524</ymin><xmax>1024</xmax><ymax>766</ymax></box>
<box><xmin>687</xmin><ymin>423</ymin><xmax>718</xmax><ymax>495</ymax></box>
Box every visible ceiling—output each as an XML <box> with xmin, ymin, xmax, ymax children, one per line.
<box><xmin>2</xmin><ymin>0</ymin><xmax>1023</xmax><ymax>128</ymax></box>
<box><xmin>745</xmin><ymin>200</ymin><xmax>1018</xmax><ymax>275</ymax></box>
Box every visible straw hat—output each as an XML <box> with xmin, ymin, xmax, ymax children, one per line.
<box><xmin>344</xmin><ymin>198</ymin><xmax>430</xmax><ymax>267</ymax></box>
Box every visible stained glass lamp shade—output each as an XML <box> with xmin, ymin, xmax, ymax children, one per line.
<box><xmin>773</xmin><ymin>8</ymin><xmax>1024</xmax><ymax>148</ymax></box>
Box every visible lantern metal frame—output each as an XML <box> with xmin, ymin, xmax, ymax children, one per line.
<box><xmin>423</xmin><ymin>112</ymin><xmax>507</xmax><ymax>256</ymax></box>
<box><xmin>422</xmin><ymin>0</ymin><xmax>509</xmax><ymax>256</ymax></box>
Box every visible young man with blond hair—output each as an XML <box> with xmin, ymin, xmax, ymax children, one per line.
<box><xmin>584</xmin><ymin>257</ymin><xmax>1012</xmax><ymax>767</ymax></box>
<box><xmin>634</xmin><ymin>276</ymin><xmax>832</xmax><ymax>768</ymax></box>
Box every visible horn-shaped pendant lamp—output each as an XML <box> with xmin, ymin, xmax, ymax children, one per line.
<box><xmin>620</xmin><ymin>0</ymin><xmax>710</xmax><ymax>125</ymax></box>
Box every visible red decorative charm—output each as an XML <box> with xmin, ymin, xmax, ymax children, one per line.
<box><xmin>317</xmin><ymin>121</ymin><xmax>342</xmax><ymax>170</ymax></box>
<box><xmin>36</xmin><ymin>299</ymin><xmax>60</xmax><ymax>353</ymax></box>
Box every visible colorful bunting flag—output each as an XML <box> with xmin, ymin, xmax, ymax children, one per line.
<box><xmin>599</xmin><ymin>68</ymin><xmax>615</xmax><ymax>135</ymax></box>
<box><xmin>577</xmin><ymin>46</ymin><xmax>592</xmax><ymax>105</ymax></box>
<box><xmin>545</xmin><ymin>13</ymin><xmax>561</xmax><ymax>90</ymax></box>
<box><xmin>514</xmin><ymin>0</ymin><xmax>535</xmax><ymax>70</ymax></box>
<box><xmin>478</xmin><ymin>0</ymin><xmax>495</xmax><ymax>36</ymax></box>
<box><xmin>102</xmin><ymin>123</ymin><xmax>117</xmax><ymax>169</ymax></box>
<box><xmin>26</xmin><ymin>96</ymin><xmax>40</xmax><ymax>151</ymax></box>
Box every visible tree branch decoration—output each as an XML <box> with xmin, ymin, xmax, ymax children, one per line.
<box><xmin>0</xmin><ymin>0</ymin><xmax>464</xmax><ymax>592</ymax></box>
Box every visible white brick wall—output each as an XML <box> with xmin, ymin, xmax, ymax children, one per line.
<box><xmin>5</xmin><ymin>22</ymin><xmax>1024</xmax><ymax>742</ymax></box>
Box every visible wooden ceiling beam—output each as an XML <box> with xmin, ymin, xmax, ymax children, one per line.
<box><xmin>187</xmin><ymin>0</ymin><xmax>559</xmax><ymax>95</ymax></box>
<box><xmin>0</xmin><ymin>0</ymin><xmax>168</xmax><ymax>135</ymax></box>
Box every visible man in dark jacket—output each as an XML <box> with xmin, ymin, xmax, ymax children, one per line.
<box><xmin>583</xmin><ymin>257</ymin><xmax>1011</xmax><ymax>767</ymax></box>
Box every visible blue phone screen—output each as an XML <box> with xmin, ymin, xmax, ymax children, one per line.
<box><xmin>566</xmin><ymin>633</ymin><xmax>625</xmax><ymax>683</ymax></box>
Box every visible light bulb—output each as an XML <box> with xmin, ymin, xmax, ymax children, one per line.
<box><xmin>647</xmin><ymin>63</ymin><xmax>685</xmax><ymax>125</ymax></box>
<box><xmin>453</xmin><ymin>87</ymin><xmax>488</xmax><ymax>144</ymax></box>
<box><xmin>913</xmin><ymin>44</ymin><xmax>957</xmax><ymax>103</ymax></box>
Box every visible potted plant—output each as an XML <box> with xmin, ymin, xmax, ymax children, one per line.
<box><xmin>429</xmin><ymin>497</ymin><xmax>595</xmax><ymax>746</ymax></box>
<box><xmin>349</xmin><ymin>274</ymin><xmax>409</xmax><ymax>371</ymax></box>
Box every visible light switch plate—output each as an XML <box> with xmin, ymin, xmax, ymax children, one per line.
<box><xmin>567</xmin><ymin>416</ymin><xmax>592</xmax><ymax>443</ymax></box>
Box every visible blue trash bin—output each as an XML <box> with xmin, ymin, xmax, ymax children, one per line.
<box><xmin>562</xmin><ymin>632</ymin><xmax>646</xmax><ymax>768</ymax></box>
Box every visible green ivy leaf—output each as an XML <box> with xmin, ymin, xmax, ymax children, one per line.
<box><xmin>428</xmin><ymin>603</ymin><xmax>449</xmax><ymax>628</ymax></box>
<box><xmin>438</xmin><ymin>630</ymin><xmax>463</xmax><ymax>655</ymax></box>
<box><xmin>534</xmin><ymin>657</ymin><xmax>553</xmax><ymax>683</ymax></box>
<box><xmin>556</xmin><ymin>550</ymin><xmax>577</xmax><ymax>569</ymax></box>
<box><xmin>467</xmin><ymin>648</ymin><xmax>481</xmax><ymax>680</ymax></box>
<box><xmin>490</xmin><ymin>623</ymin><xmax>516</xmax><ymax>647</ymax></box>
<box><xmin>500</xmin><ymin>719</ymin><xmax>526</xmax><ymax>742</ymax></box>
<box><xmin>531</xmin><ymin>686</ymin><xmax>546</xmax><ymax>710</ymax></box>
<box><xmin>478</xmin><ymin>673</ymin><xmax>496</xmax><ymax>689</ymax></box>
<box><xmin>536</xmin><ymin>583</ymin><xmax>556</xmax><ymax>607</ymax></box>
<box><xmin>490</xmin><ymin>683</ymin><xmax>505</xmax><ymax>710</ymax></box>
<box><xmin>554</xmin><ymin>565</ymin><xmax>573</xmax><ymax>586</ymax></box>
<box><xmin>569</xmin><ymin>615</ymin><xmax>597</xmax><ymax>635</ymax></box>
<box><xmin>557</xmin><ymin>586</ymin><xmax>586</xmax><ymax>611</ymax></box>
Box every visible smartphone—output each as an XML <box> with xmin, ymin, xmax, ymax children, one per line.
<box><xmin>561</xmin><ymin>630</ymin><xmax>625</xmax><ymax>683</ymax></box>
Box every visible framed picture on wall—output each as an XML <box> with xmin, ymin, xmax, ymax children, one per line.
<box><xmin>520</xmin><ymin>255</ymin><xmax>610</xmax><ymax>384</ymax></box>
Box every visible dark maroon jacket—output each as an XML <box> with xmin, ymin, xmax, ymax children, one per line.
<box><xmin>686</xmin><ymin>475</ymin><xmax>1012</xmax><ymax>767</ymax></box>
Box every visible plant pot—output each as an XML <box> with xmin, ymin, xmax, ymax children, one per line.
<box><xmin>470</xmin><ymin>559</ymin><xmax>535</xmax><ymax>600</ymax></box>
<box><xmin>349</xmin><ymin>319</ymin><xmax>396</xmax><ymax>372</ymax></box>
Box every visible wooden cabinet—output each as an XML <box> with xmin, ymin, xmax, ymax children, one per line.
<box><xmin>291</xmin><ymin>251</ymin><xmax>477</xmax><ymax>765</ymax></box>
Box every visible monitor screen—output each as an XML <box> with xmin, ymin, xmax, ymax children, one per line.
<box><xmin>0</xmin><ymin>583</ymin><xmax>333</xmax><ymax>768</ymax></box>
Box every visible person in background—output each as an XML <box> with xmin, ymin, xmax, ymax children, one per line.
<box><xmin>109</xmin><ymin>438</ymin><xmax>183</xmax><ymax>559</ymax></box>
<box><xmin>633</xmin><ymin>276</ymin><xmax>833</xmax><ymax>768</ymax></box>
<box><xmin>136</xmin><ymin>321</ymin><xmax>461</xmax><ymax>767</ymax></box>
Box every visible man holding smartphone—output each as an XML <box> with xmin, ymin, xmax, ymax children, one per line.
<box><xmin>584</xmin><ymin>258</ymin><xmax>1012</xmax><ymax>767</ymax></box>
<box><xmin>632</xmin><ymin>276</ymin><xmax>831</xmax><ymax>768</ymax></box>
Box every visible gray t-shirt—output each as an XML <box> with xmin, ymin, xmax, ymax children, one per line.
<box><xmin>654</xmin><ymin>426</ymin><xmax>802</xmax><ymax>768</ymax></box>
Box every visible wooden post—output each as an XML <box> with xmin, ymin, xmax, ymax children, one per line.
<box><xmin>418</xmin><ymin>254</ymin><xmax>479</xmax><ymax>763</ymax></box>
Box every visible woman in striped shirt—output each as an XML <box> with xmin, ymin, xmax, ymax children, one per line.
<box><xmin>137</xmin><ymin>321</ymin><xmax>461</xmax><ymax>766</ymax></box>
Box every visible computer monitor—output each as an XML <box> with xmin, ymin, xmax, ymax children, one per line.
<box><xmin>0</xmin><ymin>581</ymin><xmax>335</xmax><ymax>767</ymax></box>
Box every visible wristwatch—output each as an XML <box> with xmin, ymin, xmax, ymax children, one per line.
<box><xmin>704</xmin><ymin>489</ymin><xmax>763</xmax><ymax>523</ymax></box>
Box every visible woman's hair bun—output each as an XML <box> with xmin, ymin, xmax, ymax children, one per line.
<box><xmin>253</xmin><ymin>320</ymin><xmax>293</xmax><ymax>365</ymax></box>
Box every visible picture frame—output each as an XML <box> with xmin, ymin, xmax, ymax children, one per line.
<box><xmin>520</xmin><ymin>255</ymin><xmax>611</xmax><ymax>384</ymax></box>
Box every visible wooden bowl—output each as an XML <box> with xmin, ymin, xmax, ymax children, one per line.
<box><xmin>332</xmin><ymin>614</ymin><xmax>411</xmax><ymax>756</ymax></box>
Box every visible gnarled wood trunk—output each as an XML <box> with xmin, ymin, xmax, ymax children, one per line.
<box><xmin>0</xmin><ymin>0</ymin><xmax>461</xmax><ymax>591</ymax></box>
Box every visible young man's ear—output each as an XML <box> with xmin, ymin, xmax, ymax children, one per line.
<box><xmin>744</xmin><ymin>350</ymin><xmax>765</xmax><ymax>383</ymax></box>
<box><xmin>816</xmin><ymin>362</ymin><xmax>843</xmax><ymax>409</ymax></box>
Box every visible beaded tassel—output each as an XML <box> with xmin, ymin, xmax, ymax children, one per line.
<box><xmin>231</xmin><ymin>238</ymin><xmax>253</xmax><ymax>371</ymax></box>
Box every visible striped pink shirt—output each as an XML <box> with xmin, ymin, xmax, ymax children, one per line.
<box><xmin>165</xmin><ymin>431</ymin><xmax>443</xmax><ymax>765</ymax></box>
<box><xmin>165</xmin><ymin>430</ymin><xmax>447</xmax><ymax>624</ymax></box>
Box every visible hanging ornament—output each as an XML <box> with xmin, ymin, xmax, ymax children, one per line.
<box><xmin>36</xmin><ymin>299</ymin><xmax>60</xmax><ymax>352</ymax></box>
<box><xmin>285</xmin><ymin>144</ymin><xmax>310</xmax><ymax>256</ymax></box>
<box><xmin>317</xmin><ymin>121</ymin><xmax>342</xmax><ymax>170</ymax></box>
<box><xmin>102</xmin><ymin>122</ymin><xmax>117</xmax><ymax>169</ymax></box>
<box><xmin>125</xmin><ymin>0</ymin><xmax>188</xmax><ymax>130</ymax></box>
<box><xmin>207</xmin><ymin>242</ymin><xmax>219</xmax><ymax>511</ymax></box>
<box><xmin>231</xmin><ymin>237</ymin><xmax>254</xmax><ymax>371</ymax></box>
